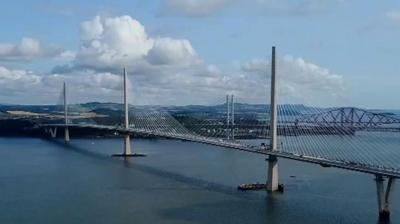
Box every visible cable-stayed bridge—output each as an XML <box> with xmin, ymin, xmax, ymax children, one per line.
<box><xmin>38</xmin><ymin>47</ymin><xmax>399</xmax><ymax>219</ymax></box>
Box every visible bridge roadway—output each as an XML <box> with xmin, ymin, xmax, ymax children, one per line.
<box><xmin>39</xmin><ymin>123</ymin><xmax>400</xmax><ymax>178</ymax></box>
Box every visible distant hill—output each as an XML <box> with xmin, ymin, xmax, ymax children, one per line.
<box><xmin>1</xmin><ymin>102</ymin><xmax>399</xmax><ymax>120</ymax></box>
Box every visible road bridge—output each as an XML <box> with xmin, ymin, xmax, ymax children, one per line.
<box><xmin>38</xmin><ymin>47</ymin><xmax>397</xmax><ymax>220</ymax></box>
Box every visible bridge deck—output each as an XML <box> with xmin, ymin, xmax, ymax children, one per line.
<box><xmin>39</xmin><ymin>123</ymin><xmax>400</xmax><ymax>178</ymax></box>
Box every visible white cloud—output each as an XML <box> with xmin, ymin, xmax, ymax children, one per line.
<box><xmin>0</xmin><ymin>38</ymin><xmax>62</xmax><ymax>61</ymax></box>
<box><xmin>0</xmin><ymin>66</ymin><xmax>41</xmax><ymax>86</ymax></box>
<box><xmin>386</xmin><ymin>10</ymin><xmax>400</xmax><ymax>24</ymax></box>
<box><xmin>0</xmin><ymin>66</ymin><xmax>124</xmax><ymax>104</ymax></box>
<box><xmin>146</xmin><ymin>37</ymin><xmax>198</xmax><ymax>65</ymax></box>
<box><xmin>74</xmin><ymin>15</ymin><xmax>200</xmax><ymax>72</ymax></box>
<box><xmin>55</xmin><ymin>50</ymin><xmax>76</xmax><ymax>62</ymax></box>
<box><xmin>76</xmin><ymin>15</ymin><xmax>154</xmax><ymax>70</ymax></box>
<box><xmin>80</xmin><ymin>16</ymin><xmax>104</xmax><ymax>41</ymax></box>
<box><xmin>0</xmin><ymin>15</ymin><xmax>345</xmax><ymax>107</ymax></box>
<box><xmin>162</xmin><ymin>0</ymin><xmax>233</xmax><ymax>17</ymax></box>
<box><xmin>241</xmin><ymin>55</ymin><xmax>345</xmax><ymax>105</ymax></box>
<box><xmin>0</xmin><ymin>55</ymin><xmax>345</xmax><ymax>106</ymax></box>
<box><xmin>0</xmin><ymin>66</ymin><xmax>44</xmax><ymax>103</ymax></box>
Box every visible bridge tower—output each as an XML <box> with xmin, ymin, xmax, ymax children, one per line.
<box><xmin>267</xmin><ymin>46</ymin><xmax>279</xmax><ymax>192</ymax></box>
<box><xmin>63</xmin><ymin>82</ymin><xmax>70</xmax><ymax>142</ymax></box>
<box><xmin>226</xmin><ymin>94</ymin><xmax>235</xmax><ymax>140</ymax></box>
<box><xmin>113</xmin><ymin>68</ymin><xmax>145</xmax><ymax>157</ymax></box>
<box><xmin>226</xmin><ymin>95</ymin><xmax>230</xmax><ymax>140</ymax></box>
<box><xmin>231</xmin><ymin>95</ymin><xmax>235</xmax><ymax>140</ymax></box>
<box><xmin>122</xmin><ymin>68</ymin><xmax>132</xmax><ymax>156</ymax></box>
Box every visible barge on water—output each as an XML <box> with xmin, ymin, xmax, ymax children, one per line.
<box><xmin>237</xmin><ymin>183</ymin><xmax>284</xmax><ymax>192</ymax></box>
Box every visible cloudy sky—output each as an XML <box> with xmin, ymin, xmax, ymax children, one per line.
<box><xmin>0</xmin><ymin>0</ymin><xmax>399</xmax><ymax>108</ymax></box>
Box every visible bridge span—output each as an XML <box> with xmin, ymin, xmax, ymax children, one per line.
<box><xmin>40</xmin><ymin>123</ymin><xmax>400</xmax><ymax>179</ymax></box>
<box><xmin>38</xmin><ymin>47</ymin><xmax>397</xmax><ymax>220</ymax></box>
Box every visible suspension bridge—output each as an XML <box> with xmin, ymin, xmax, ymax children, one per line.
<box><xmin>38</xmin><ymin>47</ymin><xmax>399</xmax><ymax>219</ymax></box>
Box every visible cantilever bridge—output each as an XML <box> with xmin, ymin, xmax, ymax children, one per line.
<box><xmin>296</xmin><ymin>107</ymin><xmax>400</xmax><ymax>130</ymax></box>
<box><xmin>39</xmin><ymin>47</ymin><xmax>398</xmax><ymax>219</ymax></box>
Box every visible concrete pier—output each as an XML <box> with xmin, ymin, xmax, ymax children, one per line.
<box><xmin>63</xmin><ymin>82</ymin><xmax>70</xmax><ymax>142</ymax></box>
<box><xmin>267</xmin><ymin>155</ymin><xmax>279</xmax><ymax>191</ymax></box>
<box><xmin>64</xmin><ymin>127</ymin><xmax>70</xmax><ymax>142</ymax></box>
<box><xmin>124</xmin><ymin>134</ymin><xmax>132</xmax><ymax>155</ymax></box>
<box><xmin>376</xmin><ymin>175</ymin><xmax>396</xmax><ymax>219</ymax></box>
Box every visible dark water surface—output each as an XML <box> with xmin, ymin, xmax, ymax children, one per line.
<box><xmin>0</xmin><ymin>137</ymin><xmax>399</xmax><ymax>224</ymax></box>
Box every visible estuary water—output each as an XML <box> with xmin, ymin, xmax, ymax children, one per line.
<box><xmin>0</xmin><ymin>137</ymin><xmax>399</xmax><ymax>224</ymax></box>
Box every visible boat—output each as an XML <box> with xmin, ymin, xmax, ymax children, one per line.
<box><xmin>237</xmin><ymin>183</ymin><xmax>284</xmax><ymax>192</ymax></box>
<box><xmin>237</xmin><ymin>183</ymin><xmax>266</xmax><ymax>191</ymax></box>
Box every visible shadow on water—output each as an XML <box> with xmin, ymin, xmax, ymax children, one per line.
<box><xmin>42</xmin><ymin>138</ymin><xmax>264</xmax><ymax>201</ymax></box>
<box><xmin>28</xmin><ymin>138</ymin><xmax>389</xmax><ymax>223</ymax></box>
<box><xmin>378</xmin><ymin>217</ymin><xmax>392</xmax><ymax>224</ymax></box>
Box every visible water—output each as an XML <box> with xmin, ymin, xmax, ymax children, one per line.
<box><xmin>0</xmin><ymin>137</ymin><xmax>399</xmax><ymax>224</ymax></box>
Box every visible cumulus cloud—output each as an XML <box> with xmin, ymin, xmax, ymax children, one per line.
<box><xmin>162</xmin><ymin>0</ymin><xmax>233</xmax><ymax>17</ymax></box>
<box><xmin>0</xmin><ymin>38</ymin><xmax>63</xmax><ymax>61</ymax></box>
<box><xmin>0</xmin><ymin>66</ymin><xmax>41</xmax><ymax>87</ymax></box>
<box><xmin>241</xmin><ymin>55</ymin><xmax>345</xmax><ymax>105</ymax></box>
<box><xmin>76</xmin><ymin>16</ymin><xmax>153</xmax><ymax>70</ymax></box>
<box><xmin>0</xmin><ymin>66</ymin><xmax>44</xmax><ymax>103</ymax></box>
<box><xmin>0</xmin><ymin>66</ymin><xmax>124</xmax><ymax>104</ymax></box>
<box><xmin>71</xmin><ymin>15</ymin><xmax>199</xmax><ymax>72</ymax></box>
<box><xmin>146</xmin><ymin>38</ymin><xmax>198</xmax><ymax>65</ymax></box>
<box><xmin>55</xmin><ymin>50</ymin><xmax>76</xmax><ymax>62</ymax></box>
<box><xmin>0</xmin><ymin>15</ymin><xmax>345</xmax><ymax>107</ymax></box>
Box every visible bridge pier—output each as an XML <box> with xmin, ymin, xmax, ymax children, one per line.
<box><xmin>267</xmin><ymin>155</ymin><xmax>279</xmax><ymax>191</ymax></box>
<box><xmin>124</xmin><ymin>134</ymin><xmax>132</xmax><ymax>155</ymax></box>
<box><xmin>64</xmin><ymin>127</ymin><xmax>70</xmax><ymax>142</ymax></box>
<box><xmin>113</xmin><ymin>133</ymin><xmax>145</xmax><ymax>157</ymax></box>
<box><xmin>63</xmin><ymin>82</ymin><xmax>70</xmax><ymax>143</ymax></box>
<box><xmin>375</xmin><ymin>175</ymin><xmax>396</xmax><ymax>220</ymax></box>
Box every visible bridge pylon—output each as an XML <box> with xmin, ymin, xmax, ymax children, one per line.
<box><xmin>226</xmin><ymin>94</ymin><xmax>235</xmax><ymax>141</ymax></box>
<box><xmin>267</xmin><ymin>46</ymin><xmax>281</xmax><ymax>192</ymax></box>
<box><xmin>113</xmin><ymin>68</ymin><xmax>145</xmax><ymax>158</ymax></box>
<box><xmin>237</xmin><ymin>47</ymin><xmax>282</xmax><ymax>192</ymax></box>
<box><xmin>231</xmin><ymin>95</ymin><xmax>235</xmax><ymax>140</ymax></box>
<box><xmin>226</xmin><ymin>95</ymin><xmax>230</xmax><ymax>140</ymax></box>
<box><xmin>63</xmin><ymin>82</ymin><xmax>70</xmax><ymax>142</ymax></box>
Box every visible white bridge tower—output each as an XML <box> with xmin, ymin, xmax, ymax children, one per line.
<box><xmin>267</xmin><ymin>46</ymin><xmax>279</xmax><ymax>192</ymax></box>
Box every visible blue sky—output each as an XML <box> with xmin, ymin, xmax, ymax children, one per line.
<box><xmin>0</xmin><ymin>0</ymin><xmax>400</xmax><ymax>108</ymax></box>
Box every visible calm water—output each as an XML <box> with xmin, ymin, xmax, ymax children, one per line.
<box><xmin>0</xmin><ymin>137</ymin><xmax>399</xmax><ymax>224</ymax></box>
